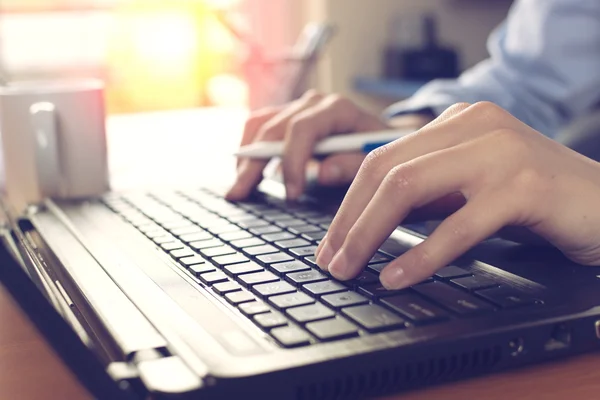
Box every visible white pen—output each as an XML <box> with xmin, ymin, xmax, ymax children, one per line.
<box><xmin>234</xmin><ymin>129</ymin><xmax>413</xmax><ymax>159</ymax></box>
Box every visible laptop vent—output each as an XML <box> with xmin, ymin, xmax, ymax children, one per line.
<box><xmin>295</xmin><ymin>346</ymin><xmax>503</xmax><ymax>400</ymax></box>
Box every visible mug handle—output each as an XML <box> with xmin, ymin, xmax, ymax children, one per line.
<box><xmin>30</xmin><ymin>102</ymin><xmax>63</xmax><ymax>198</ymax></box>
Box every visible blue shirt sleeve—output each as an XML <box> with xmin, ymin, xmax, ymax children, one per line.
<box><xmin>384</xmin><ymin>0</ymin><xmax>600</xmax><ymax>138</ymax></box>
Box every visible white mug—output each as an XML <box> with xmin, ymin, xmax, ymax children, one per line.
<box><xmin>0</xmin><ymin>79</ymin><xmax>109</xmax><ymax>211</ymax></box>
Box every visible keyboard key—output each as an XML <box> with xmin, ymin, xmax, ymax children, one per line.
<box><xmin>435</xmin><ymin>266</ymin><xmax>471</xmax><ymax>279</ymax></box>
<box><xmin>162</xmin><ymin>219</ymin><xmax>193</xmax><ymax>230</ymax></box>
<box><xmin>188</xmin><ymin>264</ymin><xmax>216</xmax><ymax>276</ymax></box>
<box><xmin>287</xmin><ymin>303</ymin><xmax>335</xmax><ymax>323</ymax></box>
<box><xmin>304</xmin><ymin>256</ymin><xmax>317</xmax><ymax>267</ymax></box>
<box><xmin>382</xmin><ymin>295</ymin><xmax>449</xmax><ymax>323</ymax></box>
<box><xmin>239</xmin><ymin>301</ymin><xmax>270</xmax><ymax>316</ymax></box>
<box><xmin>145</xmin><ymin>229</ymin><xmax>169</xmax><ymax>239</ymax></box>
<box><xmin>224</xmin><ymin>262</ymin><xmax>263</xmax><ymax>275</ymax></box>
<box><xmin>254</xmin><ymin>312</ymin><xmax>288</xmax><ymax>329</ymax></box>
<box><xmin>476</xmin><ymin>286</ymin><xmax>535</xmax><ymax>308</ymax></box>
<box><xmin>212</xmin><ymin>253</ymin><xmax>249</xmax><ymax>266</ymax></box>
<box><xmin>270</xmin><ymin>326</ymin><xmax>311</xmax><ymax>347</ymax></box>
<box><xmin>219</xmin><ymin>230</ymin><xmax>252</xmax><ymax>241</ymax></box>
<box><xmin>256</xmin><ymin>253</ymin><xmax>294</xmax><ymax>265</ymax></box>
<box><xmin>199</xmin><ymin>271</ymin><xmax>229</xmax><ymax>285</ymax></box>
<box><xmin>275</xmin><ymin>238</ymin><xmax>311</xmax><ymax>249</ymax></box>
<box><xmin>303</xmin><ymin>281</ymin><xmax>347</xmax><ymax>296</ymax></box>
<box><xmin>190</xmin><ymin>238</ymin><xmax>223</xmax><ymax>250</ymax></box>
<box><xmin>253</xmin><ymin>281</ymin><xmax>296</xmax><ymax>297</ymax></box>
<box><xmin>413</xmin><ymin>281</ymin><xmax>494</xmax><ymax>315</ymax></box>
<box><xmin>179</xmin><ymin>231</ymin><xmax>213</xmax><ymax>243</ymax></box>
<box><xmin>230</xmin><ymin>237</ymin><xmax>265</xmax><ymax>249</ymax></box>
<box><xmin>301</xmin><ymin>231</ymin><xmax>327</xmax><ymax>242</ymax></box>
<box><xmin>262</xmin><ymin>232</ymin><xmax>295</xmax><ymax>242</ymax></box>
<box><xmin>243</xmin><ymin>245</ymin><xmax>279</xmax><ymax>256</ymax></box>
<box><xmin>226</xmin><ymin>213</ymin><xmax>257</xmax><ymax>223</ymax></box>
<box><xmin>288</xmin><ymin>224</ymin><xmax>322</xmax><ymax>235</ymax></box>
<box><xmin>369</xmin><ymin>252</ymin><xmax>391</xmax><ymax>264</ymax></box>
<box><xmin>206</xmin><ymin>223</ymin><xmax>240</xmax><ymax>235</ymax></box>
<box><xmin>286</xmin><ymin>270</ymin><xmax>328</xmax><ymax>285</ymax></box>
<box><xmin>212</xmin><ymin>281</ymin><xmax>242</xmax><ymax>295</ymax></box>
<box><xmin>307</xmin><ymin>215</ymin><xmax>334</xmax><ymax>225</ymax></box>
<box><xmin>250</xmin><ymin>225</ymin><xmax>282</xmax><ymax>235</ymax></box>
<box><xmin>322</xmin><ymin>292</ymin><xmax>369</xmax><ymax>309</ymax></box>
<box><xmin>379</xmin><ymin>238</ymin><xmax>410</xmax><ymax>257</ymax></box>
<box><xmin>179</xmin><ymin>255</ymin><xmax>206</xmax><ymax>266</ymax></box>
<box><xmin>290</xmin><ymin>246</ymin><xmax>318</xmax><ymax>258</ymax></box>
<box><xmin>160</xmin><ymin>241</ymin><xmax>185</xmax><ymax>251</ymax></box>
<box><xmin>225</xmin><ymin>290</ymin><xmax>256</xmax><ymax>305</ymax></box>
<box><xmin>239</xmin><ymin>271</ymin><xmax>279</xmax><ymax>286</ymax></box>
<box><xmin>263</xmin><ymin>213</ymin><xmax>295</xmax><ymax>222</ymax></box>
<box><xmin>452</xmin><ymin>275</ymin><xmax>498</xmax><ymax>291</ymax></box>
<box><xmin>270</xmin><ymin>260</ymin><xmax>310</xmax><ymax>275</ymax></box>
<box><xmin>366</xmin><ymin>263</ymin><xmax>388</xmax><ymax>274</ymax></box>
<box><xmin>169</xmin><ymin>247</ymin><xmax>195</xmax><ymax>259</ymax></box>
<box><xmin>201</xmin><ymin>246</ymin><xmax>236</xmax><ymax>258</ymax></box>
<box><xmin>237</xmin><ymin>219</ymin><xmax>270</xmax><ymax>229</ymax></box>
<box><xmin>269</xmin><ymin>292</ymin><xmax>315</xmax><ymax>309</ymax></box>
<box><xmin>342</xmin><ymin>304</ymin><xmax>405</xmax><ymax>332</ymax></box>
<box><xmin>306</xmin><ymin>317</ymin><xmax>358</xmax><ymax>341</ymax></box>
<box><xmin>347</xmin><ymin>271</ymin><xmax>379</xmax><ymax>287</ymax></box>
<box><xmin>358</xmin><ymin>283</ymin><xmax>406</xmax><ymax>299</ymax></box>
<box><xmin>171</xmin><ymin>226</ymin><xmax>205</xmax><ymax>236</ymax></box>
<box><xmin>275</xmin><ymin>219</ymin><xmax>307</xmax><ymax>228</ymax></box>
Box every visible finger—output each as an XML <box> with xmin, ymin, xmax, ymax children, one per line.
<box><xmin>317</xmin><ymin>152</ymin><xmax>365</xmax><ymax>186</ymax></box>
<box><xmin>379</xmin><ymin>192</ymin><xmax>516</xmax><ymax>289</ymax></box>
<box><xmin>226</xmin><ymin>91</ymin><xmax>323</xmax><ymax>200</ymax></box>
<box><xmin>240</xmin><ymin>105</ymin><xmax>286</xmax><ymax>147</ymax></box>
<box><xmin>325</xmin><ymin>145</ymin><xmax>480</xmax><ymax>279</ymax></box>
<box><xmin>281</xmin><ymin>94</ymin><xmax>388</xmax><ymax>199</ymax></box>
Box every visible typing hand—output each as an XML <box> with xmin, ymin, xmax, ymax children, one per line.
<box><xmin>315</xmin><ymin>102</ymin><xmax>600</xmax><ymax>289</ymax></box>
<box><xmin>226</xmin><ymin>90</ymin><xmax>425</xmax><ymax>201</ymax></box>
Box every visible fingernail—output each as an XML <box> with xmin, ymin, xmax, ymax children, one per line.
<box><xmin>286</xmin><ymin>183</ymin><xmax>301</xmax><ymax>200</ymax></box>
<box><xmin>316</xmin><ymin>240</ymin><xmax>335</xmax><ymax>270</ymax></box>
<box><xmin>380</xmin><ymin>266</ymin><xmax>407</xmax><ymax>290</ymax></box>
<box><xmin>322</xmin><ymin>164</ymin><xmax>342</xmax><ymax>184</ymax></box>
<box><xmin>328</xmin><ymin>248</ymin><xmax>352</xmax><ymax>280</ymax></box>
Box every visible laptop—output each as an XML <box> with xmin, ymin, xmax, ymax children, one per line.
<box><xmin>2</xmin><ymin>175</ymin><xmax>600</xmax><ymax>399</ymax></box>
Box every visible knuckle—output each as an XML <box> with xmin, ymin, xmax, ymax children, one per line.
<box><xmin>468</xmin><ymin>101</ymin><xmax>507</xmax><ymax>123</ymax></box>
<box><xmin>361</xmin><ymin>145</ymin><xmax>390</xmax><ymax>176</ymax></box>
<box><xmin>301</xmin><ymin>89</ymin><xmax>322</xmax><ymax>102</ymax></box>
<box><xmin>385</xmin><ymin>163</ymin><xmax>418</xmax><ymax>194</ymax></box>
<box><xmin>325</xmin><ymin>93</ymin><xmax>352</xmax><ymax>110</ymax></box>
<box><xmin>258</xmin><ymin>123</ymin><xmax>283</xmax><ymax>141</ymax></box>
<box><xmin>444</xmin><ymin>102</ymin><xmax>472</xmax><ymax>114</ymax></box>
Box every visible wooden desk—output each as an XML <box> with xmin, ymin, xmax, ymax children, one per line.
<box><xmin>2</xmin><ymin>108</ymin><xmax>600</xmax><ymax>399</ymax></box>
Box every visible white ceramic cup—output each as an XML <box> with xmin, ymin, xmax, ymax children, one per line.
<box><xmin>0</xmin><ymin>79</ymin><xmax>109</xmax><ymax>211</ymax></box>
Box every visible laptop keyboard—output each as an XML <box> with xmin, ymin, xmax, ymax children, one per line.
<box><xmin>103</xmin><ymin>188</ymin><xmax>540</xmax><ymax>348</ymax></box>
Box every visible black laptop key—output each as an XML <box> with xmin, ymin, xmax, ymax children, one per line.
<box><xmin>358</xmin><ymin>283</ymin><xmax>406</xmax><ymax>299</ymax></box>
<box><xmin>275</xmin><ymin>219</ymin><xmax>307</xmax><ymax>228</ymax></box>
<box><xmin>287</xmin><ymin>303</ymin><xmax>335</xmax><ymax>323</ymax></box>
<box><xmin>270</xmin><ymin>260</ymin><xmax>311</xmax><ymax>275</ymax></box>
<box><xmin>290</xmin><ymin>246</ymin><xmax>318</xmax><ymax>258</ymax></box>
<box><xmin>212</xmin><ymin>253</ymin><xmax>248</xmax><ymax>267</ymax></box>
<box><xmin>342</xmin><ymin>304</ymin><xmax>405</xmax><ymax>332</ymax></box>
<box><xmin>262</xmin><ymin>232</ymin><xmax>295</xmax><ymax>242</ymax></box>
<box><xmin>190</xmin><ymin>238</ymin><xmax>223</xmax><ymax>250</ymax></box>
<box><xmin>286</xmin><ymin>270</ymin><xmax>328</xmax><ymax>285</ymax></box>
<box><xmin>230</xmin><ymin>237</ymin><xmax>265</xmax><ymax>249</ymax></box>
<box><xmin>170</xmin><ymin>247</ymin><xmax>195</xmax><ymax>259</ymax></box>
<box><xmin>239</xmin><ymin>301</ymin><xmax>270</xmax><ymax>316</ymax></box>
<box><xmin>435</xmin><ymin>266</ymin><xmax>471</xmax><ymax>279</ymax></box>
<box><xmin>322</xmin><ymin>292</ymin><xmax>369</xmax><ymax>309</ymax></box>
<box><xmin>238</xmin><ymin>271</ymin><xmax>279</xmax><ymax>286</ymax></box>
<box><xmin>303</xmin><ymin>280</ymin><xmax>347</xmax><ymax>296</ymax></box>
<box><xmin>289</xmin><ymin>224</ymin><xmax>321</xmax><ymax>235</ymax></box>
<box><xmin>179</xmin><ymin>231</ymin><xmax>213</xmax><ymax>243</ymax></box>
<box><xmin>275</xmin><ymin>238</ymin><xmax>312</xmax><ymax>250</ymax></box>
<box><xmin>219</xmin><ymin>230</ymin><xmax>252</xmax><ymax>241</ymax></box>
<box><xmin>224</xmin><ymin>262</ymin><xmax>263</xmax><ymax>276</ymax></box>
<box><xmin>306</xmin><ymin>317</ymin><xmax>358</xmax><ymax>341</ymax></box>
<box><xmin>179</xmin><ymin>255</ymin><xmax>206</xmax><ymax>267</ymax></box>
<box><xmin>212</xmin><ymin>281</ymin><xmax>242</xmax><ymax>295</ymax></box>
<box><xmin>347</xmin><ymin>271</ymin><xmax>379</xmax><ymax>287</ymax></box>
<box><xmin>301</xmin><ymin>231</ymin><xmax>327</xmax><ymax>242</ymax></box>
<box><xmin>243</xmin><ymin>245</ymin><xmax>279</xmax><ymax>256</ymax></box>
<box><xmin>201</xmin><ymin>245</ymin><xmax>236</xmax><ymax>258</ymax></box>
<box><xmin>253</xmin><ymin>281</ymin><xmax>296</xmax><ymax>297</ymax></box>
<box><xmin>413</xmin><ymin>281</ymin><xmax>494</xmax><ymax>315</ymax></box>
<box><xmin>188</xmin><ymin>263</ymin><xmax>216</xmax><ymax>276</ymax></box>
<box><xmin>269</xmin><ymin>292</ymin><xmax>314</xmax><ymax>309</ymax></box>
<box><xmin>225</xmin><ymin>290</ymin><xmax>256</xmax><ymax>305</ymax></box>
<box><xmin>249</xmin><ymin>225</ymin><xmax>282</xmax><ymax>235</ymax></box>
<box><xmin>476</xmin><ymin>286</ymin><xmax>535</xmax><ymax>308</ymax></box>
<box><xmin>270</xmin><ymin>326</ymin><xmax>311</xmax><ymax>348</ymax></box>
<box><xmin>366</xmin><ymin>263</ymin><xmax>388</xmax><ymax>274</ymax></box>
<box><xmin>160</xmin><ymin>241</ymin><xmax>185</xmax><ymax>251</ymax></box>
<box><xmin>369</xmin><ymin>252</ymin><xmax>391</xmax><ymax>264</ymax></box>
<box><xmin>199</xmin><ymin>271</ymin><xmax>229</xmax><ymax>285</ymax></box>
<box><xmin>256</xmin><ymin>252</ymin><xmax>294</xmax><ymax>265</ymax></box>
<box><xmin>254</xmin><ymin>311</ymin><xmax>288</xmax><ymax>329</ymax></box>
<box><xmin>452</xmin><ymin>275</ymin><xmax>499</xmax><ymax>291</ymax></box>
<box><xmin>382</xmin><ymin>295</ymin><xmax>449</xmax><ymax>323</ymax></box>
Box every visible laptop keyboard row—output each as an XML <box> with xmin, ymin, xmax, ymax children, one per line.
<box><xmin>103</xmin><ymin>189</ymin><xmax>540</xmax><ymax>348</ymax></box>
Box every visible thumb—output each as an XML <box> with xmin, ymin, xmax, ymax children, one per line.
<box><xmin>317</xmin><ymin>152</ymin><xmax>365</xmax><ymax>186</ymax></box>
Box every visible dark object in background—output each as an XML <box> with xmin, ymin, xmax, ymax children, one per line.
<box><xmin>383</xmin><ymin>14</ymin><xmax>459</xmax><ymax>81</ymax></box>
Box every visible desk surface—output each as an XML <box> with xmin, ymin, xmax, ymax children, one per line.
<box><xmin>2</xmin><ymin>108</ymin><xmax>600</xmax><ymax>399</ymax></box>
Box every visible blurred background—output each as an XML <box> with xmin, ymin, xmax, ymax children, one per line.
<box><xmin>0</xmin><ymin>0</ymin><xmax>513</xmax><ymax>115</ymax></box>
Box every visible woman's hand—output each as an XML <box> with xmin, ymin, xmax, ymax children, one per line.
<box><xmin>226</xmin><ymin>90</ymin><xmax>430</xmax><ymax>201</ymax></box>
<box><xmin>315</xmin><ymin>102</ymin><xmax>600</xmax><ymax>289</ymax></box>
